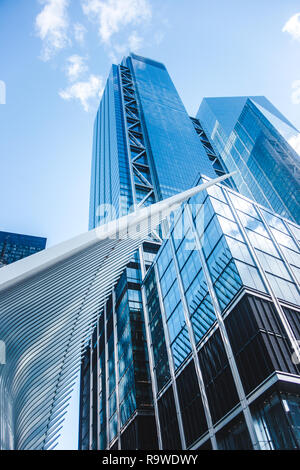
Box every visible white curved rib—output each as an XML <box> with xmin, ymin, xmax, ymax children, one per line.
<box><xmin>0</xmin><ymin>174</ymin><xmax>233</xmax><ymax>449</ymax></box>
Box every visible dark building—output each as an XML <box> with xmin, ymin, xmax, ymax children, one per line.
<box><xmin>0</xmin><ymin>231</ymin><xmax>46</xmax><ymax>267</ymax></box>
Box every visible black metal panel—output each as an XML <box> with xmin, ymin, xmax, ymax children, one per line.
<box><xmin>78</xmin><ymin>347</ymin><xmax>91</xmax><ymax>450</ymax></box>
<box><xmin>225</xmin><ymin>294</ymin><xmax>300</xmax><ymax>395</ymax></box>
<box><xmin>176</xmin><ymin>360</ymin><xmax>208</xmax><ymax>447</ymax></box>
<box><xmin>216</xmin><ymin>413</ymin><xmax>253</xmax><ymax>450</ymax></box>
<box><xmin>158</xmin><ymin>386</ymin><xmax>182</xmax><ymax>449</ymax></box>
<box><xmin>283</xmin><ymin>305</ymin><xmax>300</xmax><ymax>340</ymax></box>
<box><xmin>145</xmin><ymin>267</ymin><xmax>171</xmax><ymax>391</ymax></box>
<box><xmin>121</xmin><ymin>415</ymin><xmax>158</xmax><ymax>450</ymax></box>
<box><xmin>198</xmin><ymin>329</ymin><xmax>239</xmax><ymax>424</ymax></box>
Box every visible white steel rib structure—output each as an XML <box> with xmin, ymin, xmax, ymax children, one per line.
<box><xmin>0</xmin><ymin>175</ymin><xmax>232</xmax><ymax>450</ymax></box>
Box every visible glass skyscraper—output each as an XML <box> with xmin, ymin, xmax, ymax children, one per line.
<box><xmin>0</xmin><ymin>230</ymin><xmax>46</xmax><ymax>268</ymax></box>
<box><xmin>81</xmin><ymin>53</ymin><xmax>218</xmax><ymax>451</ymax></box>
<box><xmin>144</xmin><ymin>176</ymin><xmax>300</xmax><ymax>450</ymax></box>
<box><xmin>197</xmin><ymin>96</ymin><xmax>300</xmax><ymax>224</ymax></box>
<box><xmin>79</xmin><ymin>55</ymin><xmax>300</xmax><ymax>450</ymax></box>
<box><xmin>89</xmin><ymin>53</ymin><xmax>216</xmax><ymax>230</ymax></box>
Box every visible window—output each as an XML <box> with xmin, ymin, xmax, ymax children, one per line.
<box><xmin>252</xmin><ymin>392</ymin><xmax>300</xmax><ymax>450</ymax></box>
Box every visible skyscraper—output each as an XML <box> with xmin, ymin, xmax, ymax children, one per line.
<box><xmin>81</xmin><ymin>53</ymin><xmax>220</xmax><ymax>451</ymax></box>
<box><xmin>143</xmin><ymin>175</ymin><xmax>300</xmax><ymax>450</ymax></box>
<box><xmin>89</xmin><ymin>53</ymin><xmax>217</xmax><ymax>231</ymax></box>
<box><xmin>197</xmin><ymin>96</ymin><xmax>300</xmax><ymax>224</ymax></box>
<box><xmin>79</xmin><ymin>55</ymin><xmax>300</xmax><ymax>450</ymax></box>
<box><xmin>0</xmin><ymin>230</ymin><xmax>46</xmax><ymax>268</ymax></box>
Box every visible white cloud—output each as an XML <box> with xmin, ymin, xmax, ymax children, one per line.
<box><xmin>65</xmin><ymin>55</ymin><xmax>88</xmax><ymax>81</ymax></box>
<box><xmin>154</xmin><ymin>31</ymin><xmax>164</xmax><ymax>45</ymax></box>
<box><xmin>289</xmin><ymin>133</ymin><xmax>300</xmax><ymax>155</ymax></box>
<box><xmin>82</xmin><ymin>0</ymin><xmax>152</xmax><ymax>43</ymax></box>
<box><xmin>291</xmin><ymin>80</ymin><xmax>300</xmax><ymax>104</ymax></box>
<box><xmin>128</xmin><ymin>31</ymin><xmax>143</xmax><ymax>51</ymax></box>
<box><xmin>35</xmin><ymin>0</ymin><xmax>70</xmax><ymax>61</ymax></box>
<box><xmin>112</xmin><ymin>30</ymin><xmax>143</xmax><ymax>57</ymax></box>
<box><xmin>107</xmin><ymin>49</ymin><xmax>118</xmax><ymax>63</ymax></box>
<box><xmin>282</xmin><ymin>13</ymin><xmax>300</xmax><ymax>41</ymax></box>
<box><xmin>74</xmin><ymin>23</ymin><xmax>87</xmax><ymax>44</ymax></box>
<box><xmin>59</xmin><ymin>74</ymin><xmax>104</xmax><ymax>111</ymax></box>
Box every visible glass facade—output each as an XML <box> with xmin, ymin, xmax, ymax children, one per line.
<box><xmin>80</xmin><ymin>54</ymin><xmax>300</xmax><ymax>450</ymax></box>
<box><xmin>89</xmin><ymin>54</ymin><xmax>217</xmax><ymax>232</ymax></box>
<box><xmin>252</xmin><ymin>391</ymin><xmax>300</xmax><ymax>450</ymax></box>
<box><xmin>0</xmin><ymin>231</ymin><xmax>46</xmax><ymax>267</ymax></box>
<box><xmin>81</xmin><ymin>53</ymin><xmax>219</xmax><ymax>450</ymax></box>
<box><xmin>89</xmin><ymin>65</ymin><xmax>133</xmax><ymax>230</ymax></box>
<box><xmin>79</xmin><ymin>257</ymin><xmax>159</xmax><ymax>450</ymax></box>
<box><xmin>197</xmin><ymin>96</ymin><xmax>300</xmax><ymax>224</ymax></box>
<box><xmin>129</xmin><ymin>54</ymin><xmax>216</xmax><ymax>199</ymax></box>
<box><xmin>143</xmin><ymin>179</ymin><xmax>300</xmax><ymax>450</ymax></box>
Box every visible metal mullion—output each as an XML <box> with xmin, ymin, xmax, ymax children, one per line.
<box><xmin>140</xmin><ymin>281</ymin><xmax>163</xmax><ymax>449</ymax></box>
<box><xmin>225</xmin><ymin>192</ymin><xmax>300</xmax><ymax>366</ymax></box>
<box><xmin>186</xmin><ymin>202</ymin><xmax>260</xmax><ymax>450</ymax></box>
<box><xmin>256</xmin><ymin>207</ymin><xmax>300</xmax><ymax>293</ymax></box>
<box><xmin>283</xmin><ymin>221</ymin><xmax>300</xmax><ymax>252</ymax></box>
<box><xmin>172</xmin><ymin>225</ymin><xmax>222</xmax><ymax>448</ymax></box>
<box><xmin>154</xmin><ymin>263</ymin><xmax>186</xmax><ymax>450</ymax></box>
<box><xmin>104</xmin><ymin>304</ymin><xmax>110</xmax><ymax>448</ymax></box>
<box><xmin>112</xmin><ymin>288</ymin><xmax>121</xmax><ymax>449</ymax></box>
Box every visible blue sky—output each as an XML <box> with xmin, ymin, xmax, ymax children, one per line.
<box><xmin>0</xmin><ymin>0</ymin><xmax>300</xmax><ymax>450</ymax></box>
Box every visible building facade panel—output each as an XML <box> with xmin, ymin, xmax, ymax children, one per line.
<box><xmin>143</xmin><ymin>179</ymin><xmax>300</xmax><ymax>450</ymax></box>
<box><xmin>197</xmin><ymin>96</ymin><xmax>300</xmax><ymax>224</ymax></box>
<box><xmin>128</xmin><ymin>54</ymin><xmax>216</xmax><ymax>199</ymax></box>
<box><xmin>82</xmin><ymin>53</ymin><xmax>222</xmax><ymax>449</ymax></box>
<box><xmin>80</xmin><ymin>55</ymin><xmax>300</xmax><ymax>450</ymax></box>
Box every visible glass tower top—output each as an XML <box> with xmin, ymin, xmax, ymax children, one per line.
<box><xmin>89</xmin><ymin>53</ymin><xmax>216</xmax><ymax>230</ymax></box>
<box><xmin>128</xmin><ymin>53</ymin><xmax>216</xmax><ymax>199</ymax></box>
<box><xmin>197</xmin><ymin>96</ymin><xmax>300</xmax><ymax>224</ymax></box>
